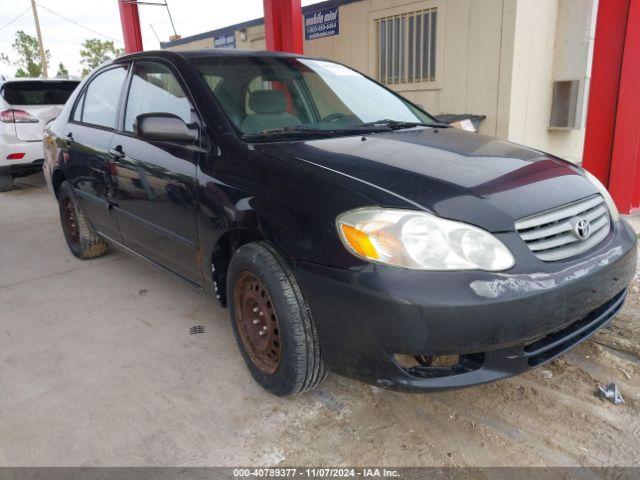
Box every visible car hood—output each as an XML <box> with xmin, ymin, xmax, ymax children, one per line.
<box><xmin>255</xmin><ymin>127</ymin><xmax>598</xmax><ymax>232</ymax></box>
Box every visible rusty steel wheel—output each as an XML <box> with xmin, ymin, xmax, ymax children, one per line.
<box><xmin>62</xmin><ymin>196</ymin><xmax>80</xmax><ymax>246</ymax></box>
<box><xmin>58</xmin><ymin>181</ymin><xmax>108</xmax><ymax>260</ymax></box>
<box><xmin>228</xmin><ymin>242</ymin><xmax>326</xmax><ymax>396</ymax></box>
<box><xmin>233</xmin><ymin>271</ymin><xmax>281</xmax><ymax>374</ymax></box>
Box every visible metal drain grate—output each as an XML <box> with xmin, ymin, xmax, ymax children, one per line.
<box><xmin>190</xmin><ymin>325</ymin><xmax>205</xmax><ymax>335</ymax></box>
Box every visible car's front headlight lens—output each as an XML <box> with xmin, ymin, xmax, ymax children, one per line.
<box><xmin>584</xmin><ymin>170</ymin><xmax>620</xmax><ymax>223</ymax></box>
<box><xmin>337</xmin><ymin>208</ymin><xmax>515</xmax><ymax>271</ymax></box>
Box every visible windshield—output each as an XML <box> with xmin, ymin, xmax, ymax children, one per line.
<box><xmin>193</xmin><ymin>56</ymin><xmax>436</xmax><ymax>139</ymax></box>
<box><xmin>1</xmin><ymin>81</ymin><xmax>79</xmax><ymax>106</ymax></box>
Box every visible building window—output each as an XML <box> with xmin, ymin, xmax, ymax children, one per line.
<box><xmin>376</xmin><ymin>8</ymin><xmax>437</xmax><ymax>85</ymax></box>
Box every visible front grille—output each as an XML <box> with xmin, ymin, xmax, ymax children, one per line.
<box><xmin>515</xmin><ymin>195</ymin><xmax>610</xmax><ymax>261</ymax></box>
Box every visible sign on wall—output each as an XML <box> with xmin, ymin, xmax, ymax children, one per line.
<box><xmin>304</xmin><ymin>7</ymin><xmax>339</xmax><ymax>40</ymax></box>
<box><xmin>214</xmin><ymin>33</ymin><xmax>236</xmax><ymax>49</ymax></box>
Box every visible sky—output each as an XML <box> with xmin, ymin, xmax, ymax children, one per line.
<box><xmin>0</xmin><ymin>0</ymin><xmax>322</xmax><ymax>79</ymax></box>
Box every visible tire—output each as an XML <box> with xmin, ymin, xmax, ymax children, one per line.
<box><xmin>58</xmin><ymin>181</ymin><xmax>108</xmax><ymax>260</ymax></box>
<box><xmin>0</xmin><ymin>174</ymin><xmax>13</xmax><ymax>192</ymax></box>
<box><xmin>227</xmin><ymin>242</ymin><xmax>326</xmax><ymax>396</ymax></box>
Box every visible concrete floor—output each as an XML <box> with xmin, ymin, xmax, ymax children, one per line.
<box><xmin>2</xmin><ymin>174</ymin><xmax>640</xmax><ymax>467</ymax></box>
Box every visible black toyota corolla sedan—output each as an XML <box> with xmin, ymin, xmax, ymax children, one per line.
<box><xmin>43</xmin><ymin>50</ymin><xmax>636</xmax><ymax>396</ymax></box>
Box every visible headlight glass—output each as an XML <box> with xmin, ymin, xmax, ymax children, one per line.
<box><xmin>337</xmin><ymin>208</ymin><xmax>515</xmax><ymax>271</ymax></box>
<box><xmin>584</xmin><ymin>170</ymin><xmax>620</xmax><ymax>223</ymax></box>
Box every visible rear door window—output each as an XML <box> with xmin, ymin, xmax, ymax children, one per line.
<box><xmin>79</xmin><ymin>66</ymin><xmax>128</xmax><ymax>129</ymax></box>
<box><xmin>1</xmin><ymin>81</ymin><xmax>79</xmax><ymax>105</ymax></box>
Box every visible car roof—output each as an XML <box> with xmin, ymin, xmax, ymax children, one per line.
<box><xmin>116</xmin><ymin>49</ymin><xmax>310</xmax><ymax>63</ymax></box>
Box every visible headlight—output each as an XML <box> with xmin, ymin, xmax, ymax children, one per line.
<box><xmin>584</xmin><ymin>170</ymin><xmax>620</xmax><ymax>223</ymax></box>
<box><xmin>336</xmin><ymin>207</ymin><xmax>515</xmax><ymax>271</ymax></box>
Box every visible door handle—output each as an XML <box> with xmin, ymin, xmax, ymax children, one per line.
<box><xmin>109</xmin><ymin>146</ymin><xmax>125</xmax><ymax>160</ymax></box>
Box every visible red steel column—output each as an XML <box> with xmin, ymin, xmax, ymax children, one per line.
<box><xmin>583</xmin><ymin>0</ymin><xmax>640</xmax><ymax>214</ymax></box>
<box><xmin>280</xmin><ymin>0</ymin><xmax>303</xmax><ymax>54</ymax></box>
<box><xmin>118</xmin><ymin>0</ymin><xmax>144</xmax><ymax>54</ymax></box>
<box><xmin>608</xmin><ymin>0</ymin><xmax>640</xmax><ymax>212</ymax></box>
<box><xmin>263</xmin><ymin>0</ymin><xmax>303</xmax><ymax>54</ymax></box>
<box><xmin>263</xmin><ymin>0</ymin><xmax>283</xmax><ymax>51</ymax></box>
<box><xmin>582</xmin><ymin>0</ymin><xmax>629</xmax><ymax>186</ymax></box>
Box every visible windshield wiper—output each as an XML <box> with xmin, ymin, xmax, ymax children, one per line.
<box><xmin>241</xmin><ymin>120</ymin><xmax>447</xmax><ymax>141</ymax></box>
<box><xmin>356</xmin><ymin>119</ymin><xmax>451</xmax><ymax>130</ymax></box>
<box><xmin>242</xmin><ymin>125</ymin><xmax>338</xmax><ymax>140</ymax></box>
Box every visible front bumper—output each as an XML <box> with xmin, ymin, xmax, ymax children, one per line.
<box><xmin>0</xmin><ymin>138</ymin><xmax>44</xmax><ymax>178</ymax></box>
<box><xmin>293</xmin><ymin>220</ymin><xmax>637</xmax><ymax>392</ymax></box>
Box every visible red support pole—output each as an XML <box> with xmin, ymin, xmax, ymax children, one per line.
<box><xmin>263</xmin><ymin>0</ymin><xmax>303</xmax><ymax>54</ymax></box>
<box><xmin>608</xmin><ymin>0</ymin><xmax>640</xmax><ymax>213</ymax></box>
<box><xmin>263</xmin><ymin>0</ymin><xmax>283</xmax><ymax>51</ymax></box>
<box><xmin>582</xmin><ymin>0</ymin><xmax>629</xmax><ymax>186</ymax></box>
<box><xmin>281</xmin><ymin>0</ymin><xmax>303</xmax><ymax>54</ymax></box>
<box><xmin>118</xmin><ymin>0</ymin><xmax>143</xmax><ymax>54</ymax></box>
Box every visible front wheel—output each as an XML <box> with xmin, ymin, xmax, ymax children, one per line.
<box><xmin>227</xmin><ymin>242</ymin><xmax>326</xmax><ymax>396</ymax></box>
<box><xmin>58</xmin><ymin>181</ymin><xmax>108</xmax><ymax>260</ymax></box>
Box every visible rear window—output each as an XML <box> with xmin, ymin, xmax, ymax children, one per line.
<box><xmin>1</xmin><ymin>81</ymin><xmax>79</xmax><ymax>106</ymax></box>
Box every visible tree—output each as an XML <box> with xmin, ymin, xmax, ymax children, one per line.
<box><xmin>10</xmin><ymin>30</ymin><xmax>50</xmax><ymax>78</ymax></box>
<box><xmin>0</xmin><ymin>53</ymin><xmax>8</xmax><ymax>81</ymax></box>
<box><xmin>79</xmin><ymin>39</ymin><xmax>123</xmax><ymax>76</ymax></box>
<box><xmin>55</xmin><ymin>62</ymin><xmax>69</xmax><ymax>79</ymax></box>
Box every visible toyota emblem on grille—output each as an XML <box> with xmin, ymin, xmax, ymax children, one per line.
<box><xmin>575</xmin><ymin>218</ymin><xmax>591</xmax><ymax>240</ymax></box>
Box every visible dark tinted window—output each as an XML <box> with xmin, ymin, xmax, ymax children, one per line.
<box><xmin>1</xmin><ymin>81</ymin><xmax>79</xmax><ymax>105</ymax></box>
<box><xmin>81</xmin><ymin>66</ymin><xmax>127</xmax><ymax>128</ymax></box>
<box><xmin>124</xmin><ymin>62</ymin><xmax>193</xmax><ymax>132</ymax></box>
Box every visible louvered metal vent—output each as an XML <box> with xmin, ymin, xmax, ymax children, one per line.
<box><xmin>515</xmin><ymin>195</ymin><xmax>610</xmax><ymax>261</ymax></box>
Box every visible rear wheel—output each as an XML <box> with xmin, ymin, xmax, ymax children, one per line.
<box><xmin>58</xmin><ymin>181</ymin><xmax>108</xmax><ymax>260</ymax></box>
<box><xmin>228</xmin><ymin>242</ymin><xmax>326</xmax><ymax>396</ymax></box>
<box><xmin>0</xmin><ymin>174</ymin><xmax>13</xmax><ymax>192</ymax></box>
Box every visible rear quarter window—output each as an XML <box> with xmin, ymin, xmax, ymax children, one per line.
<box><xmin>1</xmin><ymin>81</ymin><xmax>79</xmax><ymax>105</ymax></box>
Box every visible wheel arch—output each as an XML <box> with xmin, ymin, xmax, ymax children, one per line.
<box><xmin>51</xmin><ymin>168</ymin><xmax>67</xmax><ymax>199</ymax></box>
<box><xmin>210</xmin><ymin>227</ymin><xmax>266</xmax><ymax>307</ymax></box>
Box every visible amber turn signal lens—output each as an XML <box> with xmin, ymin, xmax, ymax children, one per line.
<box><xmin>340</xmin><ymin>224</ymin><xmax>379</xmax><ymax>259</ymax></box>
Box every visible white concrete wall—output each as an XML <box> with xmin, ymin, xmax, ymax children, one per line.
<box><xmin>505</xmin><ymin>0</ymin><xmax>596</xmax><ymax>163</ymax></box>
<box><xmin>236</xmin><ymin>24</ymin><xmax>266</xmax><ymax>50</ymax></box>
<box><xmin>553</xmin><ymin>0</ymin><xmax>597</xmax><ymax>128</ymax></box>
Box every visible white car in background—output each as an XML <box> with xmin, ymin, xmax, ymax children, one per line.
<box><xmin>0</xmin><ymin>78</ymin><xmax>79</xmax><ymax>191</ymax></box>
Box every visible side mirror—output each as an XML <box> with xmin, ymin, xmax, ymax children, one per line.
<box><xmin>134</xmin><ymin>113</ymin><xmax>199</xmax><ymax>143</ymax></box>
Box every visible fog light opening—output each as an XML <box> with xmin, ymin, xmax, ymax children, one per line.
<box><xmin>416</xmin><ymin>354</ymin><xmax>460</xmax><ymax>367</ymax></box>
<box><xmin>394</xmin><ymin>352</ymin><xmax>485</xmax><ymax>379</ymax></box>
<box><xmin>394</xmin><ymin>354</ymin><xmax>422</xmax><ymax>369</ymax></box>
